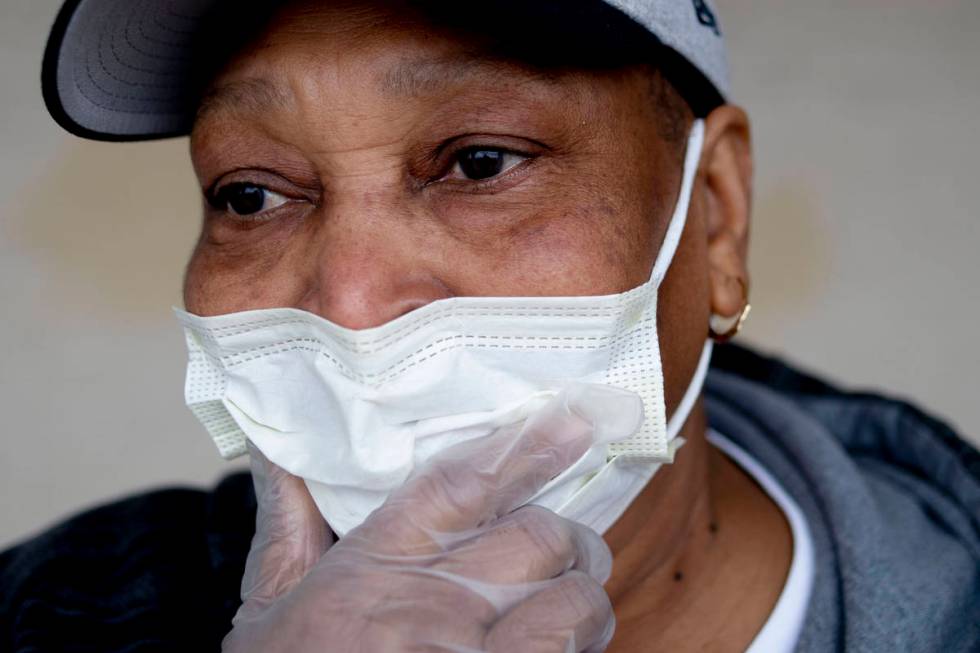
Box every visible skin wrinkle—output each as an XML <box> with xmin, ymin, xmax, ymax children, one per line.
<box><xmin>196</xmin><ymin>77</ymin><xmax>294</xmax><ymax>125</ymax></box>
<box><xmin>378</xmin><ymin>55</ymin><xmax>521</xmax><ymax>98</ymax></box>
<box><xmin>185</xmin><ymin>2</ymin><xmax>785</xmax><ymax>650</ymax></box>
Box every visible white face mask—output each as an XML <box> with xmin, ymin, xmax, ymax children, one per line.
<box><xmin>178</xmin><ymin>120</ymin><xmax>710</xmax><ymax>537</ymax></box>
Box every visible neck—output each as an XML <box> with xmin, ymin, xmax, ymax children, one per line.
<box><xmin>602</xmin><ymin>399</ymin><xmax>794</xmax><ymax>651</ymax></box>
<box><xmin>603</xmin><ymin>400</ymin><xmax>715</xmax><ymax>604</ymax></box>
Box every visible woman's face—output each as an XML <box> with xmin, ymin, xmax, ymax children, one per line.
<box><xmin>184</xmin><ymin>0</ymin><xmax>751</xmax><ymax>414</ymax></box>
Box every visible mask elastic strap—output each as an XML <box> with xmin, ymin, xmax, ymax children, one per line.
<box><xmin>650</xmin><ymin>119</ymin><xmax>705</xmax><ymax>286</ymax></box>
<box><xmin>659</xmin><ymin>120</ymin><xmax>710</xmax><ymax>444</ymax></box>
<box><xmin>666</xmin><ymin>338</ymin><xmax>714</xmax><ymax>443</ymax></box>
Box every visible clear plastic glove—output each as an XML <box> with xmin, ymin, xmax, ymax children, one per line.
<box><xmin>224</xmin><ymin>383</ymin><xmax>643</xmax><ymax>653</ymax></box>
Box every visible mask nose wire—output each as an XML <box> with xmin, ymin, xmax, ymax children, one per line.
<box><xmin>649</xmin><ymin>119</ymin><xmax>706</xmax><ymax>286</ymax></box>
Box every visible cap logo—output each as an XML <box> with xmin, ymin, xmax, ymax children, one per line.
<box><xmin>692</xmin><ymin>0</ymin><xmax>721</xmax><ymax>36</ymax></box>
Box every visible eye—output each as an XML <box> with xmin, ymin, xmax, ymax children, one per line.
<box><xmin>450</xmin><ymin>148</ymin><xmax>528</xmax><ymax>181</ymax></box>
<box><xmin>207</xmin><ymin>182</ymin><xmax>290</xmax><ymax>217</ymax></box>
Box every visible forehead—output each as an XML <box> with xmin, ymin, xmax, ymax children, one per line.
<box><xmin>194</xmin><ymin>0</ymin><xmax>652</xmax><ymax>126</ymax></box>
<box><xmin>198</xmin><ymin>51</ymin><xmax>556</xmax><ymax>125</ymax></box>
<box><xmin>198</xmin><ymin>6</ymin><xmax>494</xmax><ymax>119</ymax></box>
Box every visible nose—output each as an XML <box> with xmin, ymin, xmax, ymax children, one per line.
<box><xmin>295</xmin><ymin>202</ymin><xmax>453</xmax><ymax>331</ymax></box>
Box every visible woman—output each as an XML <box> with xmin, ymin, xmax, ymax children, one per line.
<box><xmin>3</xmin><ymin>0</ymin><xmax>977</xmax><ymax>651</ymax></box>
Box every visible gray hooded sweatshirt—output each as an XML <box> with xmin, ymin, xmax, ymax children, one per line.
<box><xmin>707</xmin><ymin>345</ymin><xmax>980</xmax><ymax>651</ymax></box>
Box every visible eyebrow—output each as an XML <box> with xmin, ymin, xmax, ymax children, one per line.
<box><xmin>377</xmin><ymin>55</ymin><xmax>515</xmax><ymax>97</ymax></box>
<box><xmin>195</xmin><ymin>77</ymin><xmax>293</xmax><ymax>124</ymax></box>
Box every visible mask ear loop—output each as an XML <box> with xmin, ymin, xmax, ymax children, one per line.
<box><xmin>649</xmin><ymin>119</ymin><xmax>705</xmax><ymax>286</ymax></box>
<box><xmin>666</xmin><ymin>339</ymin><xmax>713</xmax><ymax>443</ymax></box>
<box><xmin>653</xmin><ymin>119</ymin><xmax>711</xmax><ymax>448</ymax></box>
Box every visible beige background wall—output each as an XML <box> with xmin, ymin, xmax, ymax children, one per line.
<box><xmin>2</xmin><ymin>0</ymin><xmax>978</xmax><ymax>548</ymax></box>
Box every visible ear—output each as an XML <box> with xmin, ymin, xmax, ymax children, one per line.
<box><xmin>698</xmin><ymin>105</ymin><xmax>753</xmax><ymax>329</ymax></box>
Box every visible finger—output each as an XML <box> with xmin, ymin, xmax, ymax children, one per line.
<box><xmin>375</xmin><ymin>384</ymin><xmax>643</xmax><ymax>542</ymax></box>
<box><xmin>433</xmin><ymin>506</ymin><xmax>612</xmax><ymax>586</ymax></box>
<box><xmin>237</xmin><ymin>442</ymin><xmax>333</xmax><ymax>621</ymax></box>
<box><xmin>483</xmin><ymin>571</ymin><xmax>615</xmax><ymax>653</ymax></box>
<box><xmin>377</xmin><ymin>573</ymin><xmax>496</xmax><ymax>646</ymax></box>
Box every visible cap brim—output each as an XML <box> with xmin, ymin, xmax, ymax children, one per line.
<box><xmin>42</xmin><ymin>0</ymin><xmax>224</xmax><ymax>142</ymax></box>
<box><xmin>43</xmin><ymin>0</ymin><xmax>726</xmax><ymax>142</ymax></box>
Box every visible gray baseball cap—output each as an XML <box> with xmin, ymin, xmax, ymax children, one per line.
<box><xmin>42</xmin><ymin>0</ymin><xmax>729</xmax><ymax>141</ymax></box>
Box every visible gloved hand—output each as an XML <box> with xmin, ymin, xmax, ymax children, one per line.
<box><xmin>224</xmin><ymin>383</ymin><xmax>643</xmax><ymax>653</ymax></box>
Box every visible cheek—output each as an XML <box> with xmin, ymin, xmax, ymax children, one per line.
<box><xmin>482</xmin><ymin>196</ymin><xmax>656</xmax><ymax>297</ymax></box>
<box><xmin>182</xmin><ymin>240</ymin><xmax>216</xmax><ymax>315</ymax></box>
<box><xmin>430</xmin><ymin>152</ymin><xmax>670</xmax><ymax>299</ymax></box>
<box><xmin>182</xmin><ymin>224</ymin><xmax>313</xmax><ymax>316</ymax></box>
<box><xmin>182</xmin><ymin>244</ymin><xmax>252</xmax><ymax>316</ymax></box>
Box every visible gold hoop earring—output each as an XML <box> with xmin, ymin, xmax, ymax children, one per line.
<box><xmin>709</xmin><ymin>279</ymin><xmax>751</xmax><ymax>343</ymax></box>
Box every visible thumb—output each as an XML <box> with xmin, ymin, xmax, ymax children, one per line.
<box><xmin>236</xmin><ymin>442</ymin><xmax>333</xmax><ymax>622</ymax></box>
